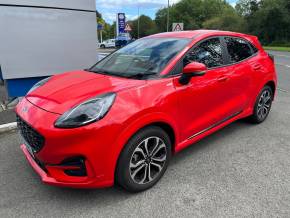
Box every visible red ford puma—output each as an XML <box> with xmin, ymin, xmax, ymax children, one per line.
<box><xmin>16</xmin><ymin>30</ymin><xmax>277</xmax><ymax>192</ymax></box>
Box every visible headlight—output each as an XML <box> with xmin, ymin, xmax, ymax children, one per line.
<box><xmin>54</xmin><ymin>93</ymin><xmax>116</xmax><ymax>128</ymax></box>
<box><xmin>27</xmin><ymin>77</ymin><xmax>51</xmax><ymax>94</ymax></box>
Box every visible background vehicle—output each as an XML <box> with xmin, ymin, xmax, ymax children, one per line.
<box><xmin>16</xmin><ymin>30</ymin><xmax>277</xmax><ymax>192</ymax></box>
<box><xmin>99</xmin><ymin>39</ymin><xmax>116</xmax><ymax>48</ymax></box>
<box><xmin>115</xmin><ymin>33</ymin><xmax>133</xmax><ymax>48</ymax></box>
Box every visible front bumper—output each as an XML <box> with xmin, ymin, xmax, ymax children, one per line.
<box><xmin>16</xmin><ymin>97</ymin><xmax>123</xmax><ymax>188</ymax></box>
<box><xmin>20</xmin><ymin>144</ymin><xmax>112</xmax><ymax>188</ymax></box>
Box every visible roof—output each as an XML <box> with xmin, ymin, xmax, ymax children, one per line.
<box><xmin>147</xmin><ymin>30</ymin><xmax>250</xmax><ymax>39</ymax></box>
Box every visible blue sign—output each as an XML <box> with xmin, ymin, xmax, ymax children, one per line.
<box><xmin>97</xmin><ymin>24</ymin><xmax>104</xmax><ymax>30</ymax></box>
<box><xmin>117</xmin><ymin>13</ymin><xmax>126</xmax><ymax>35</ymax></box>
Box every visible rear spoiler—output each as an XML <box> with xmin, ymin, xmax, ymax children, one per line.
<box><xmin>268</xmin><ymin>53</ymin><xmax>275</xmax><ymax>62</ymax></box>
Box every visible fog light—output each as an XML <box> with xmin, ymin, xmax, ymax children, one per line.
<box><xmin>60</xmin><ymin>157</ymin><xmax>87</xmax><ymax>177</ymax></box>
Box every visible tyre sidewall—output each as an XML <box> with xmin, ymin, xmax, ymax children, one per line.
<box><xmin>253</xmin><ymin>85</ymin><xmax>273</xmax><ymax>123</ymax></box>
<box><xmin>116</xmin><ymin>126</ymin><xmax>172</xmax><ymax>192</ymax></box>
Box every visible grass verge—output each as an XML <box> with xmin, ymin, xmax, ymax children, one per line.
<box><xmin>263</xmin><ymin>46</ymin><xmax>290</xmax><ymax>52</ymax></box>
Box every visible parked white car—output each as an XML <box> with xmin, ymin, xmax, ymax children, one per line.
<box><xmin>99</xmin><ymin>39</ymin><xmax>115</xmax><ymax>48</ymax></box>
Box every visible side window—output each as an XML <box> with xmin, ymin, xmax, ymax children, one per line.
<box><xmin>249</xmin><ymin>43</ymin><xmax>258</xmax><ymax>54</ymax></box>
<box><xmin>225</xmin><ymin>37</ymin><xmax>254</xmax><ymax>63</ymax></box>
<box><xmin>184</xmin><ymin>38</ymin><xmax>224</xmax><ymax>68</ymax></box>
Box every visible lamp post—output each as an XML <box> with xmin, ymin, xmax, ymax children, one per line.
<box><xmin>137</xmin><ymin>5</ymin><xmax>140</xmax><ymax>38</ymax></box>
<box><xmin>167</xmin><ymin>0</ymin><xmax>169</xmax><ymax>32</ymax></box>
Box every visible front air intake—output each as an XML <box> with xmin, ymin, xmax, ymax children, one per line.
<box><xmin>16</xmin><ymin>115</ymin><xmax>45</xmax><ymax>153</ymax></box>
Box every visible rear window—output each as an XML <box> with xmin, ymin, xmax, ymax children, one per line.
<box><xmin>225</xmin><ymin>37</ymin><xmax>255</xmax><ymax>63</ymax></box>
<box><xmin>249</xmin><ymin>43</ymin><xmax>258</xmax><ymax>54</ymax></box>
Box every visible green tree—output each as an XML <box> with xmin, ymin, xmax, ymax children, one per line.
<box><xmin>235</xmin><ymin>0</ymin><xmax>260</xmax><ymax>16</ymax></box>
<box><xmin>203</xmin><ymin>9</ymin><xmax>246</xmax><ymax>32</ymax></box>
<box><xmin>96</xmin><ymin>12</ymin><xmax>115</xmax><ymax>41</ymax></box>
<box><xmin>236</xmin><ymin>0</ymin><xmax>290</xmax><ymax>45</ymax></box>
<box><xmin>128</xmin><ymin>15</ymin><xmax>158</xmax><ymax>38</ymax></box>
<box><xmin>155</xmin><ymin>0</ymin><xmax>239</xmax><ymax>31</ymax></box>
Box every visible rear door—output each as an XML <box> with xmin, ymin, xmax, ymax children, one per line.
<box><xmin>222</xmin><ymin>36</ymin><xmax>258</xmax><ymax>114</ymax></box>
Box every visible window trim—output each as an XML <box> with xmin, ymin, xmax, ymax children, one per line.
<box><xmin>165</xmin><ymin>35</ymin><xmax>260</xmax><ymax>78</ymax></box>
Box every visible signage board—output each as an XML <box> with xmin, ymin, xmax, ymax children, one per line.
<box><xmin>125</xmin><ymin>24</ymin><xmax>132</xmax><ymax>32</ymax></box>
<box><xmin>172</xmin><ymin>23</ymin><xmax>184</xmax><ymax>32</ymax></box>
<box><xmin>97</xmin><ymin>24</ymin><xmax>104</xmax><ymax>30</ymax></box>
<box><xmin>116</xmin><ymin>13</ymin><xmax>126</xmax><ymax>36</ymax></box>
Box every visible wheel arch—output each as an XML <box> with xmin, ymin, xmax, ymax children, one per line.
<box><xmin>116</xmin><ymin>118</ymin><xmax>178</xmax><ymax>156</ymax></box>
<box><xmin>111</xmin><ymin>114</ymin><xmax>179</xmax><ymax>183</ymax></box>
<box><xmin>265</xmin><ymin>80</ymin><xmax>276</xmax><ymax>97</ymax></box>
<box><xmin>249</xmin><ymin>79</ymin><xmax>277</xmax><ymax>112</ymax></box>
<box><xmin>138</xmin><ymin>121</ymin><xmax>176</xmax><ymax>153</ymax></box>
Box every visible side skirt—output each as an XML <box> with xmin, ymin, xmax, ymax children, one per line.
<box><xmin>175</xmin><ymin>110</ymin><xmax>244</xmax><ymax>153</ymax></box>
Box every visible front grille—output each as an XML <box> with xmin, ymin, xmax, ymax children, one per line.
<box><xmin>16</xmin><ymin>115</ymin><xmax>45</xmax><ymax>153</ymax></box>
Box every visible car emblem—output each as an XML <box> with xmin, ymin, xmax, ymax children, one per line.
<box><xmin>22</xmin><ymin>106</ymin><xmax>28</xmax><ymax>113</ymax></box>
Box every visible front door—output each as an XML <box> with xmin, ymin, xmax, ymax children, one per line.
<box><xmin>174</xmin><ymin>37</ymin><xmax>232</xmax><ymax>141</ymax></box>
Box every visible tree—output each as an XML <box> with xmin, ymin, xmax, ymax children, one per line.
<box><xmin>203</xmin><ymin>10</ymin><xmax>246</xmax><ymax>32</ymax></box>
<box><xmin>96</xmin><ymin>11</ymin><xmax>116</xmax><ymax>41</ymax></box>
<box><xmin>235</xmin><ymin>0</ymin><xmax>260</xmax><ymax>16</ymax></box>
<box><xmin>155</xmin><ymin>0</ymin><xmax>239</xmax><ymax>32</ymax></box>
<box><xmin>128</xmin><ymin>15</ymin><xmax>158</xmax><ymax>38</ymax></box>
<box><xmin>96</xmin><ymin>10</ymin><xmax>102</xmax><ymax>19</ymax></box>
<box><xmin>236</xmin><ymin>0</ymin><xmax>290</xmax><ymax>45</ymax></box>
<box><xmin>255</xmin><ymin>0</ymin><xmax>290</xmax><ymax>44</ymax></box>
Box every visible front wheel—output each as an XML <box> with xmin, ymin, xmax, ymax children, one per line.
<box><xmin>116</xmin><ymin>126</ymin><xmax>171</xmax><ymax>192</ymax></box>
<box><xmin>249</xmin><ymin>85</ymin><xmax>273</xmax><ymax>123</ymax></box>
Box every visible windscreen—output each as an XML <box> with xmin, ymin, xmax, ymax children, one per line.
<box><xmin>90</xmin><ymin>37</ymin><xmax>190</xmax><ymax>78</ymax></box>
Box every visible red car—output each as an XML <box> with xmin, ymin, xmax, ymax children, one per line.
<box><xmin>16</xmin><ymin>30</ymin><xmax>277</xmax><ymax>192</ymax></box>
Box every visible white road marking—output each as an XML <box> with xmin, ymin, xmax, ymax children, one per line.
<box><xmin>274</xmin><ymin>54</ymin><xmax>290</xmax><ymax>58</ymax></box>
<box><xmin>276</xmin><ymin>63</ymin><xmax>290</xmax><ymax>68</ymax></box>
<box><xmin>277</xmin><ymin>87</ymin><xmax>288</xmax><ymax>93</ymax></box>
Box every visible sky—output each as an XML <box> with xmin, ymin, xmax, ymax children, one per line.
<box><xmin>96</xmin><ymin>0</ymin><xmax>238</xmax><ymax>24</ymax></box>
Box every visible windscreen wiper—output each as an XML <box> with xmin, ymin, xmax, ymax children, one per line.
<box><xmin>84</xmin><ymin>68</ymin><xmax>112</xmax><ymax>75</ymax></box>
<box><xmin>126</xmin><ymin>72</ymin><xmax>157</xmax><ymax>79</ymax></box>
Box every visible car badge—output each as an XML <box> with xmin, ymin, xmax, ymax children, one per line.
<box><xmin>22</xmin><ymin>106</ymin><xmax>28</xmax><ymax>113</ymax></box>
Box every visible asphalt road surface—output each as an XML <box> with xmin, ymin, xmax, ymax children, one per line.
<box><xmin>0</xmin><ymin>51</ymin><xmax>290</xmax><ymax>218</ymax></box>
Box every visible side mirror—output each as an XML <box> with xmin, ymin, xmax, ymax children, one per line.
<box><xmin>179</xmin><ymin>62</ymin><xmax>207</xmax><ymax>85</ymax></box>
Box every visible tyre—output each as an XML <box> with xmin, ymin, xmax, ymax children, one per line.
<box><xmin>116</xmin><ymin>126</ymin><xmax>172</xmax><ymax>192</ymax></box>
<box><xmin>248</xmin><ymin>85</ymin><xmax>273</xmax><ymax>124</ymax></box>
<box><xmin>100</xmin><ymin>44</ymin><xmax>105</xmax><ymax>49</ymax></box>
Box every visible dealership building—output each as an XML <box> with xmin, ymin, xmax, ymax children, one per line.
<box><xmin>0</xmin><ymin>0</ymin><xmax>98</xmax><ymax>97</ymax></box>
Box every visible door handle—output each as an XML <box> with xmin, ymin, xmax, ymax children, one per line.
<box><xmin>217</xmin><ymin>76</ymin><xmax>229</xmax><ymax>82</ymax></box>
<box><xmin>252</xmin><ymin>64</ymin><xmax>261</xmax><ymax>70</ymax></box>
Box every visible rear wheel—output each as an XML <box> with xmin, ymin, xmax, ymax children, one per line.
<box><xmin>116</xmin><ymin>126</ymin><xmax>171</xmax><ymax>192</ymax></box>
<box><xmin>100</xmin><ymin>44</ymin><xmax>105</xmax><ymax>49</ymax></box>
<box><xmin>249</xmin><ymin>85</ymin><xmax>273</xmax><ymax>123</ymax></box>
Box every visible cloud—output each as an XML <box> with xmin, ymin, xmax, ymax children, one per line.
<box><xmin>101</xmin><ymin>12</ymin><xmax>117</xmax><ymax>22</ymax></box>
<box><xmin>230</xmin><ymin>2</ymin><xmax>236</xmax><ymax>7</ymax></box>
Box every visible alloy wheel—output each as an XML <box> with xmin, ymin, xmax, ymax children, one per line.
<box><xmin>257</xmin><ymin>89</ymin><xmax>272</xmax><ymax>120</ymax></box>
<box><xmin>129</xmin><ymin>136</ymin><xmax>167</xmax><ymax>184</ymax></box>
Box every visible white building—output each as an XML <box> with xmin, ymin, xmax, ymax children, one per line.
<box><xmin>0</xmin><ymin>0</ymin><xmax>98</xmax><ymax>97</ymax></box>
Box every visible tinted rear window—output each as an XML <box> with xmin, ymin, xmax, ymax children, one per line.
<box><xmin>225</xmin><ymin>37</ymin><xmax>254</xmax><ymax>63</ymax></box>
